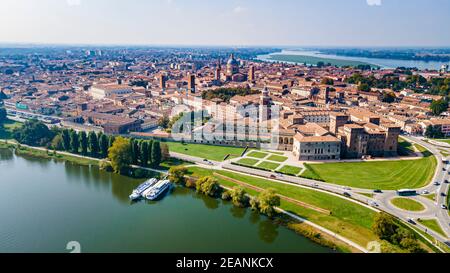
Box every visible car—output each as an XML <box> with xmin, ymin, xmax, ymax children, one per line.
<box><xmin>269</xmin><ymin>175</ymin><xmax>277</xmax><ymax>179</ymax></box>
<box><xmin>343</xmin><ymin>192</ymin><xmax>351</xmax><ymax>197</ymax></box>
<box><xmin>312</xmin><ymin>183</ymin><xmax>319</xmax><ymax>188</ymax></box>
<box><xmin>434</xmin><ymin>182</ymin><xmax>441</xmax><ymax>186</ymax></box>
<box><xmin>441</xmin><ymin>192</ymin><xmax>447</xmax><ymax>197</ymax></box>
<box><xmin>369</xmin><ymin>201</ymin><xmax>379</xmax><ymax>207</ymax></box>
<box><xmin>203</xmin><ymin>159</ymin><xmax>208</xmax><ymax>162</ymax></box>
<box><xmin>373</xmin><ymin>189</ymin><xmax>383</xmax><ymax>193</ymax></box>
<box><xmin>445</xmin><ymin>180</ymin><xmax>449</xmax><ymax>184</ymax></box>
<box><xmin>441</xmin><ymin>204</ymin><xmax>448</xmax><ymax>210</ymax></box>
<box><xmin>407</xmin><ymin>218</ymin><xmax>416</xmax><ymax>225</ymax></box>
<box><xmin>422</xmin><ymin>190</ymin><xmax>430</xmax><ymax>195</ymax></box>
<box><xmin>443</xmin><ymin>168</ymin><xmax>447</xmax><ymax>172</ymax></box>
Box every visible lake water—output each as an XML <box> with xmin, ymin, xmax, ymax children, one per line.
<box><xmin>258</xmin><ymin>50</ymin><xmax>450</xmax><ymax>70</ymax></box>
<box><xmin>0</xmin><ymin>148</ymin><xmax>331</xmax><ymax>253</ymax></box>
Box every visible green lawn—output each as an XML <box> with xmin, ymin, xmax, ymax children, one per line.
<box><xmin>165</xmin><ymin>142</ymin><xmax>245</xmax><ymax>161</ymax></box>
<box><xmin>267</xmin><ymin>155</ymin><xmax>288</xmax><ymax>162</ymax></box>
<box><xmin>237</xmin><ymin>158</ymin><xmax>260</xmax><ymax>167</ymax></box>
<box><xmin>435</xmin><ymin>139</ymin><xmax>450</xmax><ymax>145</ymax></box>
<box><xmin>247</xmin><ymin>151</ymin><xmax>268</xmax><ymax>159</ymax></box>
<box><xmin>0</xmin><ymin>120</ymin><xmax>22</xmax><ymax>140</ymax></box>
<box><xmin>278</xmin><ymin>165</ymin><xmax>303</xmax><ymax>176</ymax></box>
<box><xmin>391</xmin><ymin>198</ymin><xmax>425</xmax><ymax>212</ymax></box>
<box><xmin>301</xmin><ymin>145</ymin><xmax>436</xmax><ymax>190</ymax></box>
<box><xmin>256</xmin><ymin>161</ymin><xmax>280</xmax><ymax>171</ymax></box>
<box><xmin>186</xmin><ymin>167</ymin><xmax>378</xmax><ymax>247</ymax></box>
<box><xmin>422</xmin><ymin>193</ymin><xmax>436</xmax><ymax>202</ymax></box>
<box><xmin>418</xmin><ymin>219</ymin><xmax>447</xmax><ymax>238</ymax></box>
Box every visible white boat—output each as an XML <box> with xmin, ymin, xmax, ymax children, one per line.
<box><xmin>143</xmin><ymin>180</ymin><xmax>172</xmax><ymax>201</ymax></box>
<box><xmin>129</xmin><ymin>178</ymin><xmax>158</xmax><ymax>200</ymax></box>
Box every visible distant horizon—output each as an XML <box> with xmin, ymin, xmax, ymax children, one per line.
<box><xmin>1</xmin><ymin>41</ymin><xmax>450</xmax><ymax>50</ymax></box>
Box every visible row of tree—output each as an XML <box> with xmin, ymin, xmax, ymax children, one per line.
<box><xmin>168</xmin><ymin>166</ymin><xmax>280</xmax><ymax>217</ymax></box>
<box><xmin>53</xmin><ymin>129</ymin><xmax>113</xmax><ymax>158</ymax></box>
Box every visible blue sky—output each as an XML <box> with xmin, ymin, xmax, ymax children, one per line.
<box><xmin>0</xmin><ymin>0</ymin><xmax>449</xmax><ymax>47</ymax></box>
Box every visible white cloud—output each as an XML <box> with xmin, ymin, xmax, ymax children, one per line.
<box><xmin>366</xmin><ymin>0</ymin><xmax>382</xmax><ymax>6</ymax></box>
<box><xmin>67</xmin><ymin>0</ymin><xmax>81</xmax><ymax>6</ymax></box>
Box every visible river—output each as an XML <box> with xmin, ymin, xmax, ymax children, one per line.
<box><xmin>258</xmin><ymin>50</ymin><xmax>450</xmax><ymax>70</ymax></box>
<box><xmin>0</xmin><ymin>148</ymin><xmax>331</xmax><ymax>253</ymax></box>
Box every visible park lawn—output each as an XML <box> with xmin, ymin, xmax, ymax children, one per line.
<box><xmin>278</xmin><ymin>165</ymin><xmax>303</xmax><ymax>176</ymax></box>
<box><xmin>165</xmin><ymin>142</ymin><xmax>245</xmax><ymax>162</ymax></box>
<box><xmin>391</xmin><ymin>198</ymin><xmax>425</xmax><ymax>212</ymax></box>
<box><xmin>0</xmin><ymin>120</ymin><xmax>23</xmax><ymax>140</ymax></box>
<box><xmin>267</xmin><ymin>155</ymin><xmax>288</xmax><ymax>162</ymax></box>
<box><xmin>186</xmin><ymin>167</ymin><xmax>378</xmax><ymax>247</ymax></box>
<box><xmin>256</xmin><ymin>161</ymin><xmax>280</xmax><ymax>171</ymax></box>
<box><xmin>418</xmin><ymin>219</ymin><xmax>447</xmax><ymax>238</ymax></box>
<box><xmin>301</xmin><ymin>145</ymin><xmax>436</xmax><ymax>190</ymax></box>
<box><xmin>422</xmin><ymin>193</ymin><xmax>436</xmax><ymax>202</ymax></box>
<box><xmin>237</xmin><ymin>158</ymin><xmax>260</xmax><ymax>167</ymax></box>
<box><xmin>247</xmin><ymin>151</ymin><xmax>268</xmax><ymax>159</ymax></box>
<box><xmin>435</xmin><ymin>139</ymin><xmax>450</xmax><ymax>145</ymax></box>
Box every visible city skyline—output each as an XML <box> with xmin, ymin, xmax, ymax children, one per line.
<box><xmin>1</xmin><ymin>0</ymin><xmax>450</xmax><ymax>47</ymax></box>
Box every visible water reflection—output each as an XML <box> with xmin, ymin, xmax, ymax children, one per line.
<box><xmin>0</xmin><ymin>148</ymin><xmax>14</xmax><ymax>161</ymax></box>
<box><xmin>258</xmin><ymin>219</ymin><xmax>279</xmax><ymax>244</ymax></box>
<box><xmin>230</xmin><ymin>205</ymin><xmax>247</xmax><ymax>219</ymax></box>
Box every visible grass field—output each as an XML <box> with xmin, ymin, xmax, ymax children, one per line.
<box><xmin>301</xmin><ymin>145</ymin><xmax>436</xmax><ymax>190</ymax></box>
<box><xmin>256</xmin><ymin>161</ymin><xmax>280</xmax><ymax>170</ymax></box>
<box><xmin>422</xmin><ymin>193</ymin><xmax>436</xmax><ymax>202</ymax></box>
<box><xmin>0</xmin><ymin>120</ymin><xmax>22</xmax><ymax>140</ymax></box>
<box><xmin>267</xmin><ymin>155</ymin><xmax>288</xmax><ymax>162</ymax></box>
<box><xmin>186</xmin><ymin>166</ymin><xmax>378</xmax><ymax>248</ymax></box>
<box><xmin>391</xmin><ymin>198</ymin><xmax>426</xmax><ymax>212</ymax></box>
<box><xmin>246</xmin><ymin>151</ymin><xmax>268</xmax><ymax>159</ymax></box>
<box><xmin>237</xmin><ymin>158</ymin><xmax>260</xmax><ymax>166</ymax></box>
<box><xmin>418</xmin><ymin>219</ymin><xmax>447</xmax><ymax>238</ymax></box>
<box><xmin>165</xmin><ymin>142</ymin><xmax>245</xmax><ymax>161</ymax></box>
<box><xmin>278</xmin><ymin>165</ymin><xmax>303</xmax><ymax>176</ymax></box>
<box><xmin>435</xmin><ymin>139</ymin><xmax>450</xmax><ymax>145</ymax></box>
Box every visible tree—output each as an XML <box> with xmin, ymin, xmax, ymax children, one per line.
<box><xmin>425</xmin><ymin>125</ymin><xmax>444</xmax><ymax>139</ymax></box>
<box><xmin>358</xmin><ymin>83</ymin><xmax>371</xmax><ymax>92</ymax></box>
<box><xmin>79</xmin><ymin>131</ymin><xmax>88</xmax><ymax>156</ymax></box>
<box><xmin>13</xmin><ymin>119</ymin><xmax>55</xmax><ymax>147</ymax></box>
<box><xmin>168</xmin><ymin>166</ymin><xmax>188</xmax><ymax>185</ymax></box>
<box><xmin>160</xmin><ymin>143</ymin><xmax>170</xmax><ymax>161</ymax></box>
<box><xmin>130</xmin><ymin>139</ymin><xmax>139</xmax><ymax>165</ymax></box>
<box><xmin>147</xmin><ymin>139</ymin><xmax>154</xmax><ymax>166</ymax></box>
<box><xmin>321</xmin><ymin>78</ymin><xmax>334</xmax><ymax>85</ymax></box>
<box><xmin>430</xmin><ymin>99</ymin><xmax>448</xmax><ymax>116</ymax></box>
<box><xmin>88</xmin><ymin>131</ymin><xmax>99</xmax><ymax>157</ymax></box>
<box><xmin>61</xmin><ymin>129</ymin><xmax>71</xmax><ymax>151</ymax></box>
<box><xmin>372</xmin><ymin>212</ymin><xmax>398</xmax><ymax>241</ymax></box>
<box><xmin>229</xmin><ymin>186</ymin><xmax>248</xmax><ymax>207</ymax></box>
<box><xmin>196</xmin><ymin>176</ymin><xmax>220</xmax><ymax>197</ymax></box>
<box><xmin>99</xmin><ymin>134</ymin><xmax>109</xmax><ymax>158</ymax></box>
<box><xmin>151</xmin><ymin>141</ymin><xmax>162</xmax><ymax>167</ymax></box>
<box><xmin>158</xmin><ymin>116</ymin><xmax>170</xmax><ymax>129</ymax></box>
<box><xmin>140</xmin><ymin>141</ymin><xmax>149</xmax><ymax>167</ymax></box>
<box><xmin>382</xmin><ymin>91</ymin><xmax>396</xmax><ymax>103</ymax></box>
<box><xmin>50</xmin><ymin>134</ymin><xmax>64</xmax><ymax>150</ymax></box>
<box><xmin>70</xmin><ymin>130</ymin><xmax>79</xmax><ymax>153</ymax></box>
<box><xmin>108</xmin><ymin>135</ymin><xmax>115</xmax><ymax>149</ymax></box>
<box><xmin>108</xmin><ymin>137</ymin><xmax>132</xmax><ymax>174</ymax></box>
<box><xmin>0</xmin><ymin>107</ymin><xmax>6</xmax><ymax>124</ymax></box>
<box><xmin>258</xmin><ymin>189</ymin><xmax>280</xmax><ymax>217</ymax></box>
